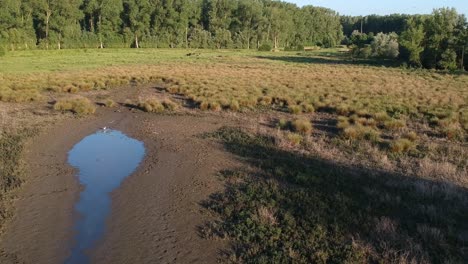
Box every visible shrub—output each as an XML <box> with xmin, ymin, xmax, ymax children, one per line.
<box><xmin>258</xmin><ymin>44</ymin><xmax>272</xmax><ymax>52</ymax></box>
<box><xmin>291</xmin><ymin>119</ymin><xmax>313</xmax><ymax>134</ymax></box>
<box><xmin>288</xmin><ymin>105</ymin><xmax>302</xmax><ymax>115</ymax></box>
<box><xmin>54</xmin><ymin>97</ymin><xmax>96</xmax><ymax>116</ymax></box>
<box><xmin>389</xmin><ymin>138</ymin><xmax>415</xmax><ymax>153</ymax></box>
<box><xmin>162</xmin><ymin>99</ymin><xmax>178</xmax><ymax>111</ymax></box>
<box><xmin>104</xmin><ymin>99</ymin><xmax>116</xmax><ymax>107</ymax></box>
<box><xmin>137</xmin><ymin>98</ymin><xmax>164</xmax><ymax>113</ymax></box>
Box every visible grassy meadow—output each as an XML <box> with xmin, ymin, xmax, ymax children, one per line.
<box><xmin>0</xmin><ymin>48</ymin><xmax>467</xmax><ymax>262</ymax></box>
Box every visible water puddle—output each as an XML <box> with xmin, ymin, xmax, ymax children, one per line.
<box><xmin>65</xmin><ymin>130</ymin><xmax>145</xmax><ymax>264</ymax></box>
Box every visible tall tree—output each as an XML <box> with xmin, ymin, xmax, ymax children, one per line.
<box><xmin>0</xmin><ymin>0</ymin><xmax>36</xmax><ymax>50</ymax></box>
<box><xmin>400</xmin><ymin>17</ymin><xmax>425</xmax><ymax>66</ymax></box>
<box><xmin>83</xmin><ymin>0</ymin><xmax>123</xmax><ymax>48</ymax></box>
<box><xmin>122</xmin><ymin>0</ymin><xmax>150</xmax><ymax>48</ymax></box>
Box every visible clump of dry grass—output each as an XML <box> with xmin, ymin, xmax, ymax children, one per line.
<box><xmin>257</xmin><ymin>96</ymin><xmax>273</xmax><ymax>106</ymax></box>
<box><xmin>291</xmin><ymin>119</ymin><xmax>312</xmax><ymax>134</ymax></box>
<box><xmin>403</xmin><ymin>131</ymin><xmax>418</xmax><ymax>141</ymax></box>
<box><xmin>277</xmin><ymin>118</ymin><xmax>289</xmax><ymax>130</ymax></box>
<box><xmin>301</xmin><ymin>103</ymin><xmax>315</xmax><ymax>113</ymax></box>
<box><xmin>104</xmin><ymin>99</ymin><xmax>116</xmax><ymax>107</ymax></box>
<box><xmin>286</xmin><ymin>132</ymin><xmax>303</xmax><ymax>146</ymax></box>
<box><xmin>228</xmin><ymin>100</ymin><xmax>240</xmax><ymax>111</ymax></box>
<box><xmin>138</xmin><ymin>98</ymin><xmax>164</xmax><ymax>113</ymax></box>
<box><xmin>343</xmin><ymin>125</ymin><xmax>380</xmax><ymax>142</ymax></box>
<box><xmin>53</xmin><ymin>97</ymin><xmax>96</xmax><ymax>115</ymax></box>
<box><xmin>0</xmin><ymin>89</ymin><xmax>42</xmax><ymax>103</ymax></box>
<box><xmin>162</xmin><ymin>99</ymin><xmax>178</xmax><ymax>111</ymax></box>
<box><xmin>288</xmin><ymin>105</ymin><xmax>302</xmax><ymax>115</ymax></box>
<box><xmin>383</xmin><ymin>119</ymin><xmax>406</xmax><ymax>131</ymax></box>
<box><xmin>389</xmin><ymin>138</ymin><xmax>415</xmax><ymax>153</ymax></box>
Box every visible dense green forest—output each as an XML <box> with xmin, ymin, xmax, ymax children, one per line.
<box><xmin>0</xmin><ymin>0</ymin><xmax>342</xmax><ymax>50</ymax></box>
<box><xmin>0</xmin><ymin>0</ymin><xmax>467</xmax><ymax>69</ymax></box>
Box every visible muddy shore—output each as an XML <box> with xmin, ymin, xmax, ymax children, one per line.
<box><xmin>0</xmin><ymin>104</ymin><xmax>241</xmax><ymax>263</ymax></box>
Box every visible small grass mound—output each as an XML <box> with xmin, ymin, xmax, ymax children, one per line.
<box><xmin>162</xmin><ymin>99</ymin><xmax>178</xmax><ymax>111</ymax></box>
<box><xmin>104</xmin><ymin>99</ymin><xmax>116</xmax><ymax>107</ymax></box>
<box><xmin>291</xmin><ymin>119</ymin><xmax>313</xmax><ymax>134</ymax></box>
<box><xmin>137</xmin><ymin>98</ymin><xmax>165</xmax><ymax>113</ymax></box>
<box><xmin>343</xmin><ymin>125</ymin><xmax>380</xmax><ymax>142</ymax></box>
<box><xmin>288</xmin><ymin>105</ymin><xmax>302</xmax><ymax>115</ymax></box>
<box><xmin>53</xmin><ymin>97</ymin><xmax>96</xmax><ymax>115</ymax></box>
<box><xmin>286</xmin><ymin>132</ymin><xmax>303</xmax><ymax>146</ymax></box>
<box><xmin>389</xmin><ymin>138</ymin><xmax>415</xmax><ymax>153</ymax></box>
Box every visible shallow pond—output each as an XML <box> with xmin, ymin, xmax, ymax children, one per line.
<box><xmin>65</xmin><ymin>130</ymin><xmax>145</xmax><ymax>264</ymax></box>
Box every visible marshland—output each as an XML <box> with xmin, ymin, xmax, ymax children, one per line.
<box><xmin>0</xmin><ymin>1</ymin><xmax>467</xmax><ymax>263</ymax></box>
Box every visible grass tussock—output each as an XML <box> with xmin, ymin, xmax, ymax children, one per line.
<box><xmin>138</xmin><ymin>98</ymin><xmax>165</xmax><ymax>113</ymax></box>
<box><xmin>291</xmin><ymin>119</ymin><xmax>313</xmax><ymax>134</ymax></box>
<box><xmin>104</xmin><ymin>99</ymin><xmax>116</xmax><ymax>107</ymax></box>
<box><xmin>343</xmin><ymin>125</ymin><xmax>380</xmax><ymax>142</ymax></box>
<box><xmin>389</xmin><ymin>138</ymin><xmax>415</xmax><ymax>153</ymax></box>
<box><xmin>53</xmin><ymin>97</ymin><xmax>96</xmax><ymax>116</ymax></box>
<box><xmin>162</xmin><ymin>99</ymin><xmax>178</xmax><ymax>111</ymax></box>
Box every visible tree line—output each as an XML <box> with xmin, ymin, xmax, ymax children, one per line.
<box><xmin>1</xmin><ymin>1</ymin><xmax>466</xmax><ymax>70</ymax></box>
<box><xmin>0</xmin><ymin>0</ymin><xmax>343</xmax><ymax>50</ymax></box>
<box><xmin>344</xmin><ymin>8</ymin><xmax>467</xmax><ymax>70</ymax></box>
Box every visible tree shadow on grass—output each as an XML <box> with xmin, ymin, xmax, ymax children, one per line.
<box><xmin>255</xmin><ymin>55</ymin><xmax>401</xmax><ymax>68</ymax></box>
<box><xmin>200</xmin><ymin>127</ymin><xmax>468</xmax><ymax>263</ymax></box>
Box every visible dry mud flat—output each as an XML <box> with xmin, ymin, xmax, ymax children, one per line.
<box><xmin>0</xmin><ymin>106</ymin><xmax>241</xmax><ymax>264</ymax></box>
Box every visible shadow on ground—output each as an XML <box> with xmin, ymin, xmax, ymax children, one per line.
<box><xmin>256</xmin><ymin>55</ymin><xmax>401</xmax><ymax>68</ymax></box>
<box><xmin>200</xmin><ymin>127</ymin><xmax>468</xmax><ymax>263</ymax></box>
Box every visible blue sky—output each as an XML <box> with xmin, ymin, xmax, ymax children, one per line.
<box><xmin>288</xmin><ymin>0</ymin><xmax>468</xmax><ymax>16</ymax></box>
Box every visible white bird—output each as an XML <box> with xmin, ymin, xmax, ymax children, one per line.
<box><xmin>102</xmin><ymin>126</ymin><xmax>107</xmax><ymax>130</ymax></box>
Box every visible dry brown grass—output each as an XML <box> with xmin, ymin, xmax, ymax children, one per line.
<box><xmin>291</xmin><ymin>119</ymin><xmax>313</xmax><ymax>134</ymax></box>
<box><xmin>137</xmin><ymin>98</ymin><xmax>165</xmax><ymax>113</ymax></box>
<box><xmin>53</xmin><ymin>97</ymin><xmax>96</xmax><ymax>116</ymax></box>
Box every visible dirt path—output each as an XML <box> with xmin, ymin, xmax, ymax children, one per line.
<box><xmin>0</xmin><ymin>103</ymin><xmax>242</xmax><ymax>263</ymax></box>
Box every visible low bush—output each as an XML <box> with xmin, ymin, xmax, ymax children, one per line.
<box><xmin>54</xmin><ymin>97</ymin><xmax>96</xmax><ymax>115</ymax></box>
<box><xmin>258</xmin><ymin>44</ymin><xmax>272</xmax><ymax>52</ymax></box>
